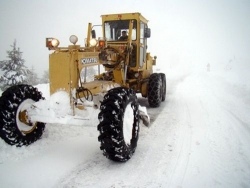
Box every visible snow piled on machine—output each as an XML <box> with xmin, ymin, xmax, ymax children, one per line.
<box><xmin>27</xmin><ymin>85</ymin><xmax>100</xmax><ymax>125</ymax></box>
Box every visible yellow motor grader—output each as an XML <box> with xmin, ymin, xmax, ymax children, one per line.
<box><xmin>0</xmin><ymin>13</ymin><xmax>166</xmax><ymax>162</ymax></box>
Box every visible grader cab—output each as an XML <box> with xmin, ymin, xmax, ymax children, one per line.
<box><xmin>0</xmin><ymin>13</ymin><xmax>166</xmax><ymax>162</ymax></box>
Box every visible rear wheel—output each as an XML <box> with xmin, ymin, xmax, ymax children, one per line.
<box><xmin>98</xmin><ymin>87</ymin><xmax>140</xmax><ymax>162</ymax></box>
<box><xmin>0</xmin><ymin>85</ymin><xmax>45</xmax><ymax>146</ymax></box>
<box><xmin>148</xmin><ymin>73</ymin><xmax>162</xmax><ymax>107</ymax></box>
<box><xmin>160</xmin><ymin>73</ymin><xmax>166</xmax><ymax>101</ymax></box>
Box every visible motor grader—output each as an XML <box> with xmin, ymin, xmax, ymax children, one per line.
<box><xmin>0</xmin><ymin>12</ymin><xmax>166</xmax><ymax>162</ymax></box>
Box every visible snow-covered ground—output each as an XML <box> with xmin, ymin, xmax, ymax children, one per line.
<box><xmin>0</xmin><ymin>60</ymin><xmax>250</xmax><ymax>188</ymax></box>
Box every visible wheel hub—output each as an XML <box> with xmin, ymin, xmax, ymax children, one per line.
<box><xmin>18</xmin><ymin>110</ymin><xmax>30</xmax><ymax>125</ymax></box>
<box><xmin>16</xmin><ymin>99</ymin><xmax>38</xmax><ymax>135</ymax></box>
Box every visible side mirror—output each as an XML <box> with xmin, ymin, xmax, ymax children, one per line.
<box><xmin>144</xmin><ymin>28</ymin><xmax>151</xmax><ymax>38</ymax></box>
<box><xmin>91</xmin><ymin>30</ymin><xmax>96</xmax><ymax>39</ymax></box>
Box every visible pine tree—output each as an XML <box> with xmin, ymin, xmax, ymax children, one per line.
<box><xmin>40</xmin><ymin>70</ymin><xmax>49</xmax><ymax>83</ymax></box>
<box><xmin>0</xmin><ymin>40</ymin><xmax>30</xmax><ymax>91</ymax></box>
<box><xmin>27</xmin><ymin>66</ymin><xmax>39</xmax><ymax>85</ymax></box>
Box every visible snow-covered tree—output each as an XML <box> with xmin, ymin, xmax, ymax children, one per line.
<box><xmin>27</xmin><ymin>66</ymin><xmax>39</xmax><ymax>85</ymax></box>
<box><xmin>0</xmin><ymin>40</ymin><xmax>30</xmax><ymax>91</ymax></box>
<box><xmin>40</xmin><ymin>70</ymin><xmax>49</xmax><ymax>83</ymax></box>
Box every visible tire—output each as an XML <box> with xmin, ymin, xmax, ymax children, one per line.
<box><xmin>0</xmin><ymin>85</ymin><xmax>45</xmax><ymax>146</ymax></box>
<box><xmin>97</xmin><ymin>87</ymin><xmax>140</xmax><ymax>162</ymax></box>
<box><xmin>160</xmin><ymin>73</ymin><xmax>166</xmax><ymax>101</ymax></box>
<box><xmin>148</xmin><ymin>73</ymin><xmax>162</xmax><ymax>107</ymax></box>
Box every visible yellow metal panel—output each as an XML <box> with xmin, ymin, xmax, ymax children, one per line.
<box><xmin>113</xmin><ymin>69</ymin><xmax>125</xmax><ymax>86</ymax></box>
<box><xmin>49</xmin><ymin>51</ymin><xmax>78</xmax><ymax>95</ymax></box>
<box><xmin>49</xmin><ymin>52</ymin><xmax>71</xmax><ymax>95</ymax></box>
<box><xmin>141</xmin><ymin>81</ymin><xmax>148</xmax><ymax>97</ymax></box>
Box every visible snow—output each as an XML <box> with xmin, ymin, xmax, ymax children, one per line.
<box><xmin>0</xmin><ymin>61</ymin><xmax>250</xmax><ymax>188</ymax></box>
<box><xmin>123</xmin><ymin>102</ymin><xmax>134</xmax><ymax>145</ymax></box>
<box><xmin>25</xmin><ymin>85</ymin><xmax>98</xmax><ymax>125</ymax></box>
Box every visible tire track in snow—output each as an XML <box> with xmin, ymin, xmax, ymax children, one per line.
<box><xmin>192</xmin><ymin>72</ymin><xmax>250</xmax><ymax>187</ymax></box>
<box><xmin>141</xmin><ymin>74</ymin><xmax>194</xmax><ymax>187</ymax></box>
<box><xmin>49</xmin><ymin>71</ymin><xmax>250</xmax><ymax>187</ymax></box>
<box><xmin>164</xmin><ymin>80</ymin><xmax>193</xmax><ymax>188</ymax></box>
<box><xmin>54</xmin><ymin>154</ymin><xmax>107</xmax><ymax>188</ymax></box>
<box><xmin>55</xmin><ymin>75</ymin><xmax>185</xmax><ymax>187</ymax></box>
<box><xmin>53</xmin><ymin>103</ymin><xmax>171</xmax><ymax>187</ymax></box>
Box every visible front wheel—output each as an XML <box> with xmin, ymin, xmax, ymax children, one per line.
<box><xmin>0</xmin><ymin>85</ymin><xmax>45</xmax><ymax>146</ymax></box>
<box><xmin>97</xmin><ymin>87</ymin><xmax>140</xmax><ymax>162</ymax></box>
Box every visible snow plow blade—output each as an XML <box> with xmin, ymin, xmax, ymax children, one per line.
<box><xmin>139</xmin><ymin>105</ymin><xmax>150</xmax><ymax>126</ymax></box>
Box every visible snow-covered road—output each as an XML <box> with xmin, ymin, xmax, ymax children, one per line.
<box><xmin>0</xmin><ymin>68</ymin><xmax>250</xmax><ymax>188</ymax></box>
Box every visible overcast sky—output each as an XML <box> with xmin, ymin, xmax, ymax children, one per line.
<box><xmin>0</xmin><ymin>0</ymin><xmax>250</xmax><ymax>76</ymax></box>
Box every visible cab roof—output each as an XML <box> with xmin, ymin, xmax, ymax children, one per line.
<box><xmin>101</xmin><ymin>12</ymin><xmax>148</xmax><ymax>24</ymax></box>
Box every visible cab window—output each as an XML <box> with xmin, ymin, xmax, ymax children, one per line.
<box><xmin>104</xmin><ymin>20</ymin><xmax>137</xmax><ymax>41</ymax></box>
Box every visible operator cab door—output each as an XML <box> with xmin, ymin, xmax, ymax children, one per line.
<box><xmin>139</xmin><ymin>22</ymin><xmax>150</xmax><ymax>68</ymax></box>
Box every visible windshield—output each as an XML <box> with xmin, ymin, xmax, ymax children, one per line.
<box><xmin>104</xmin><ymin>20</ymin><xmax>137</xmax><ymax>41</ymax></box>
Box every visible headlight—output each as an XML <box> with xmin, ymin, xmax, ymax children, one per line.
<box><xmin>69</xmin><ymin>35</ymin><xmax>78</xmax><ymax>45</ymax></box>
<box><xmin>90</xmin><ymin>38</ymin><xmax>97</xmax><ymax>47</ymax></box>
<box><xmin>51</xmin><ymin>38</ymin><xmax>60</xmax><ymax>47</ymax></box>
